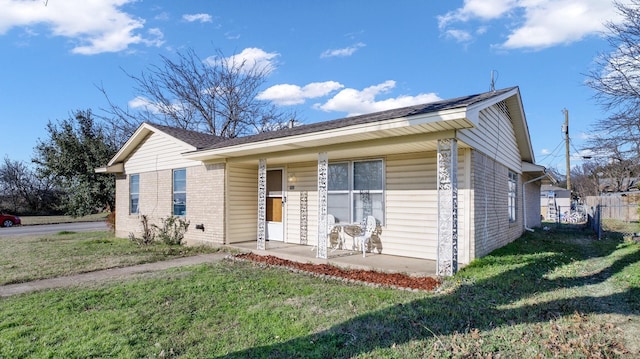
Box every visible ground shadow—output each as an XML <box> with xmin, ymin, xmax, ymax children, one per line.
<box><xmin>218</xmin><ymin>230</ymin><xmax>640</xmax><ymax>358</ymax></box>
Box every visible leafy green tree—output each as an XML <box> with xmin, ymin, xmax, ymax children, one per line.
<box><xmin>33</xmin><ymin>110</ymin><xmax>117</xmax><ymax>216</ymax></box>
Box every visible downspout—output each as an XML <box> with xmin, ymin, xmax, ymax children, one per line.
<box><xmin>523</xmin><ymin>173</ymin><xmax>552</xmax><ymax>232</ymax></box>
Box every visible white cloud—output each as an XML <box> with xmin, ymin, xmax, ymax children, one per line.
<box><xmin>540</xmin><ymin>148</ymin><xmax>550</xmax><ymax>155</ymax></box>
<box><xmin>443</xmin><ymin>29</ymin><xmax>473</xmax><ymax>42</ymax></box>
<box><xmin>128</xmin><ymin>96</ymin><xmax>153</xmax><ymax>110</ymax></box>
<box><xmin>502</xmin><ymin>1</ymin><xmax>619</xmax><ymax>49</ymax></box>
<box><xmin>438</xmin><ymin>0</ymin><xmax>515</xmax><ymax>28</ymax></box>
<box><xmin>182</xmin><ymin>13</ymin><xmax>212</xmax><ymax>23</ymax></box>
<box><xmin>320</xmin><ymin>42</ymin><xmax>366</xmax><ymax>58</ymax></box>
<box><xmin>129</xmin><ymin>95</ymin><xmax>186</xmax><ymax>115</ymax></box>
<box><xmin>257</xmin><ymin>81</ymin><xmax>344</xmax><ymax>105</ymax></box>
<box><xmin>204</xmin><ymin>47</ymin><xmax>279</xmax><ymax>75</ymax></box>
<box><xmin>314</xmin><ymin>80</ymin><xmax>441</xmax><ymax>116</ymax></box>
<box><xmin>0</xmin><ymin>0</ymin><xmax>163</xmax><ymax>55</ymax></box>
<box><xmin>438</xmin><ymin>0</ymin><xmax>622</xmax><ymax>50</ymax></box>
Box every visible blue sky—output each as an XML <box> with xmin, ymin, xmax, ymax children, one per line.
<box><xmin>0</xmin><ymin>0</ymin><xmax>622</xmax><ymax>174</ymax></box>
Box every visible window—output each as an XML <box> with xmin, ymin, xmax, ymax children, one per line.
<box><xmin>129</xmin><ymin>174</ymin><xmax>140</xmax><ymax>214</ymax></box>
<box><xmin>328</xmin><ymin>159</ymin><xmax>384</xmax><ymax>225</ymax></box>
<box><xmin>508</xmin><ymin>171</ymin><xmax>517</xmax><ymax>222</ymax></box>
<box><xmin>173</xmin><ymin>169</ymin><xmax>186</xmax><ymax>216</ymax></box>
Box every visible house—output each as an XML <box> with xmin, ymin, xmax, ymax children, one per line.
<box><xmin>540</xmin><ymin>184</ymin><xmax>571</xmax><ymax>221</ymax></box>
<box><xmin>97</xmin><ymin>86</ymin><xmax>549</xmax><ymax>276</ymax></box>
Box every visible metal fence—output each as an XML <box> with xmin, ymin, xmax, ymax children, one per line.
<box><xmin>588</xmin><ymin>203</ymin><xmax>639</xmax><ymax>240</ymax></box>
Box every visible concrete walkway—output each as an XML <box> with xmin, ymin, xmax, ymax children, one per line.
<box><xmin>0</xmin><ymin>253</ymin><xmax>229</xmax><ymax>298</ymax></box>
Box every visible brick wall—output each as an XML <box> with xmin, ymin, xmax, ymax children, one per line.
<box><xmin>470</xmin><ymin>151</ymin><xmax>524</xmax><ymax>259</ymax></box>
<box><xmin>114</xmin><ymin>163</ymin><xmax>226</xmax><ymax>246</ymax></box>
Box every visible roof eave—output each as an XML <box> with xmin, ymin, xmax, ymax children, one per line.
<box><xmin>183</xmin><ymin>107</ymin><xmax>473</xmax><ymax>161</ymax></box>
<box><xmin>94</xmin><ymin>163</ymin><xmax>124</xmax><ymax>174</ymax></box>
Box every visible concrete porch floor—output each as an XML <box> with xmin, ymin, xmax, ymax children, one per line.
<box><xmin>226</xmin><ymin>241</ymin><xmax>437</xmax><ymax>277</ymax></box>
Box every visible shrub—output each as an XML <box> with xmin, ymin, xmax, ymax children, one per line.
<box><xmin>153</xmin><ymin>216</ymin><xmax>190</xmax><ymax>245</ymax></box>
<box><xmin>128</xmin><ymin>214</ymin><xmax>155</xmax><ymax>246</ymax></box>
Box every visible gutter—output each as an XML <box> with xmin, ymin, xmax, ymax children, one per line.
<box><xmin>523</xmin><ymin>172</ymin><xmax>556</xmax><ymax>232</ymax></box>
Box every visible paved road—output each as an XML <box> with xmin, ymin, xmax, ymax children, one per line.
<box><xmin>0</xmin><ymin>221</ymin><xmax>109</xmax><ymax>237</ymax></box>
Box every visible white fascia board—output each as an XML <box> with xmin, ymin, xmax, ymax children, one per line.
<box><xmin>183</xmin><ymin>108</ymin><xmax>470</xmax><ymax>161</ymax></box>
<box><xmin>107</xmin><ymin>124</ymin><xmax>152</xmax><ymax>166</ymax></box>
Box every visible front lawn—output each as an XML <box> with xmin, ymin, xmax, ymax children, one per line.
<box><xmin>0</xmin><ymin>231</ymin><xmax>219</xmax><ymax>285</ymax></box>
<box><xmin>0</xmin><ymin>228</ymin><xmax>638</xmax><ymax>357</ymax></box>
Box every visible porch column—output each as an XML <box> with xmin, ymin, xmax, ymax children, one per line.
<box><xmin>317</xmin><ymin>152</ymin><xmax>328</xmax><ymax>259</ymax></box>
<box><xmin>437</xmin><ymin>138</ymin><xmax>458</xmax><ymax>276</ymax></box>
<box><xmin>257</xmin><ymin>158</ymin><xmax>267</xmax><ymax>250</ymax></box>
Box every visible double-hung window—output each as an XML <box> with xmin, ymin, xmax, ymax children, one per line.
<box><xmin>508</xmin><ymin>170</ymin><xmax>517</xmax><ymax>222</ymax></box>
<box><xmin>173</xmin><ymin>169</ymin><xmax>186</xmax><ymax>216</ymax></box>
<box><xmin>328</xmin><ymin>159</ymin><xmax>384</xmax><ymax>225</ymax></box>
<box><xmin>129</xmin><ymin>174</ymin><xmax>140</xmax><ymax>214</ymax></box>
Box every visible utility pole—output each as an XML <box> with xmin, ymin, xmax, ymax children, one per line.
<box><xmin>563</xmin><ymin>109</ymin><xmax>570</xmax><ymax>191</ymax></box>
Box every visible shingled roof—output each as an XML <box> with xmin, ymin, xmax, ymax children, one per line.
<box><xmin>148</xmin><ymin>123</ymin><xmax>221</xmax><ymax>149</ymax></box>
<box><xmin>198</xmin><ymin>86</ymin><xmax>517</xmax><ymax>151</ymax></box>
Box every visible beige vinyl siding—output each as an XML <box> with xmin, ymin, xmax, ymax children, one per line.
<box><xmin>124</xmin><ymin>132</ymin><xmax>200</xmax><ymax>174</ymax></box>
<box><xmin>458</xmin><ymin>103</ymin><xmax>521</xmax><ymax>173</ymax></box>
<box><xmin>285</xmin><ymin>162</ymin><xmax>318</xmax><ymax>245</ymax></box>
<box><xmin>226</xmin><ymin>164</ymin><xmax>258</xmax><ymax>243</ymax></box>
<box><xmin>384</xmin><ymin>153</ymin><xmax>437</xmax><ymax>259</ymax></box>
<box><xmin>384</xmin><ymin>150</ymin><xmax>468</xmax><ymax>260</ymax></box>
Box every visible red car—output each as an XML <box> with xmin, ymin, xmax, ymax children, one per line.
<box><xmin>0</xmin><ymin>213</ymin><xmax>21</xmax><ymax>227</ymax></box>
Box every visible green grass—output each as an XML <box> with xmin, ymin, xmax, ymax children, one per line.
<box><xmin>0</xmin><ymin>231</ymin><xmax>219</xmax><ymax>285</ymax></box>
<box><xmin>0</xmin><ymin>229</ymin><xmax>639</xmax><ymax>358</ymax></box>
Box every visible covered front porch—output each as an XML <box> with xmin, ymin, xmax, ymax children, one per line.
<box><xmin>227</xmin><ymin>240</ymin><xmax>437</xmax><ymax>277</ymax></box>
<box><xmin>186</xmin><ymin>106</ymin><xmax>474</xmax><ymax>276</ymax></box>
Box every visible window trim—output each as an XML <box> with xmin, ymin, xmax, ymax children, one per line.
<box><xmin>328</xmin><ymin>159</ymin><xmax>385</xmax><ymax>225</ymax></box>
<box><xmin>129</xmin><ymin>174</ymin><xmax>140</xmax><ymax>215</ymax></box>
<box><xmin>508</xmin><ymin>170</ymin><xmax>517</xmax><ymax>223</ymax></box>
<box><xmin>172</xmin><ymin>168</ymin><xmax>187</xmax><ymax>216</ymax></box>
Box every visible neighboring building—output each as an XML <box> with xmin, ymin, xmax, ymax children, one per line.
<box><xmin>540</xmin><ymin>184</ymin><xmax>571</xmax><ymax>221</ymax></box>
<box><xmin>97</xmin><ymin>86</ymin><xmax>549</xmax><ymax>275</ymax></box>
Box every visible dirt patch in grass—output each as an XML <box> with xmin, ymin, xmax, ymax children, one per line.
<box><xmin>234</xmin><ymin>253</ymin><xmax>440</xmax><ymax>291</ymax></box>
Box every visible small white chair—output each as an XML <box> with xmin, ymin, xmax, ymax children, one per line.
<box><xmin>356</xmin><ymin>216</ymin><xmax>376</xmax><ymax>258</ymax></box>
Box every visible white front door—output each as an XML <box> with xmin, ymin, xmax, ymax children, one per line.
<box><xmin>266</xmin><ymin>169</ymin><xmax>284</xmax><ymax>241</ymax></box>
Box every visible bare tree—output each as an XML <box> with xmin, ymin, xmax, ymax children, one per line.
<box><xmin>571</xmin><ymin>161</ymin><xmax>602</xmax><ymax>198</ymax></box>
<box><xmin>0</xmin><ymin>157</ymin><xmax>60</xmax><ymax>214</ymax></box>
<box><xmin>585</xmin><ymin>0</ymin><xmax>640</xmax><ymax>159</ymax></box>
<box><xmin>572</xmin><ymin>147</ymin><xmax>639</xmax><ymax>198</ymax></box>
<box><xmin>99</xmin><ymin>48</ymin><xmax>294</xmax><ymax>143</ymax></box>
